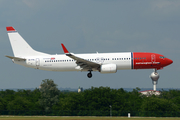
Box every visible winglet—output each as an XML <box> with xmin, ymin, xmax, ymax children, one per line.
<box><xmin>6</xmin><ymin>26</ymin><xmax>16</xmax><ymax>32</ymax></box>
<box><xmin>61</xmin><ymin>43</ymin><xmax>69</xmax><ymax>54</ymax></box>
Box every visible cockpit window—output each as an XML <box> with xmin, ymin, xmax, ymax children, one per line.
<box><xmin>160</xmin><ymin>56</ymin><xmax>165</xmax><ymax>59</ymax></box>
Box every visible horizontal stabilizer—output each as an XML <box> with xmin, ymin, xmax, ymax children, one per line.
<box><xmin>5</xmin><ymin>55</ymin><xmax>26</xmax><ymax>61</ymax></box>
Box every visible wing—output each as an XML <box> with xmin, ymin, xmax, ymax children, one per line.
<box><xmin>61</xmin><ymin>44</ymin><xmax>100</xmax><ymax>71</ymax></box>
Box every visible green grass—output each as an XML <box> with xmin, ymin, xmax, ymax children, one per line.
<box><xmin>0</xmin><ymin>116</ymin><xmax>180</xmax><ymax>120</ymax></box>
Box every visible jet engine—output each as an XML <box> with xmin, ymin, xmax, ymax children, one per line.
<box><xmin>150</xmin><ymin>72</ymin><xmax>160</xmax><ymax>81</ymax></box>
<box><xmin>100</xmin><ymin>64</ymin><xmax>117</xmax><ymax>73</ymax></box>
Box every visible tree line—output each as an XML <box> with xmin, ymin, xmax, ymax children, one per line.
<box><xmin>0</xmin><ymin>79</ymin><xmax>180</xmax><ymax>116</ymax></box>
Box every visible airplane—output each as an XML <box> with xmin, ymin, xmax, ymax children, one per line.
<box><xmin>6</xmin><ymin>26</ymin><xmax>173</xmax><ymax>78</ymax></box>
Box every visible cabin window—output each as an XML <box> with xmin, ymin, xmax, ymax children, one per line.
<box><xmin>160</xmin><ymin>56</ymin><xmax>165</xmax><ymax>59</ymax></box>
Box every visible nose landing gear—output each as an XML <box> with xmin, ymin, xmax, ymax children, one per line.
<box><xmin>87</xmin><ymin>71</ymin><xmax>92</xmax><ymax>78</ymax></box>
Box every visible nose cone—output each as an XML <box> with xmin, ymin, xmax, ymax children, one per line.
<box><xmin>166</xmin><ymin>58</ymin><xmax>173</xmax><ymax>66</ymax></box>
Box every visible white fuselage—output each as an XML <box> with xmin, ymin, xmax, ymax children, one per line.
<box><xmin>14</xmin><ymin>52</ymin><xmax>132</xmax><ymax>72</ymax></box>
<box><xmin>6</xmin><ymin>26</ymin><xmax>173</xmax><ymax>78</ymax></box>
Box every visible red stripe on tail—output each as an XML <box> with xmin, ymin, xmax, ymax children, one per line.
<box><xmin>6</xmin><ymin>26</ymin><xmax>16</xmax><ymax>31</ymax></box>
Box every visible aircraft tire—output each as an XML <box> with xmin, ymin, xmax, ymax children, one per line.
<box><xmin>87</xmin><ymin>73</ymin><xmax>92</xmax><ymax>78</ymax></box>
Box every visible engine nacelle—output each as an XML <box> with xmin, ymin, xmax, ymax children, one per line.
<box><xmin>150</xmin><ymin>72</ymin><xmax>160</xmax><ymax>81</ymax></box>
<box><xmin>100</xmin><ymin>64</ymin><xmax>117</xmax><ymax>73</ymax></box>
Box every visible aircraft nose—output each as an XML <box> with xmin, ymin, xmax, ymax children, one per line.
<box><xmin>166</xmin><ymin>58</ymin><xmax>173</xmax><ymax>65</ymax></box>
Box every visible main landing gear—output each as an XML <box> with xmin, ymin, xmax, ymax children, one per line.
<box><xmin>87</xmin><ymin>71</ymin><xmax>92</xmax><ymax>78</ymax></box>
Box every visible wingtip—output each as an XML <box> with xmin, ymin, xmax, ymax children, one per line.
<box><xmin>61</xmin><ymin>43</ymin><xmax>69</xmax><ymax>54</ymax></box>
<box><xmin>6</xmin><ymin>26</ymin><xmax>16</xmax><ymax>31</ymax></box>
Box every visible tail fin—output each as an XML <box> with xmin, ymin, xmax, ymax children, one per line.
<box><xmin>6</xmin><ymin>26</ymin><xmax>49</xmax><ymax>57</ymax></box>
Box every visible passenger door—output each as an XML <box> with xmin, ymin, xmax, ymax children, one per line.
<box><xmin>36</xmin><ymin>58</ymin><xmax>40</xmax><ymax>68</ymax></box>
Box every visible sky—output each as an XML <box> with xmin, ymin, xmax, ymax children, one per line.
<box><xmin>0</xmin><ymin>0</ymin><xmax>180</xmax><ymax>89</ymax></box>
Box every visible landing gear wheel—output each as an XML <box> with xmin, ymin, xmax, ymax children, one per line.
<box><xmin>87</xmin><ymin>72</ymin><xmax>92</xmax><ymax>78</ymax></box>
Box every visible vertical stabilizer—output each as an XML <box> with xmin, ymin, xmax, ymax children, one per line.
<box><xmin>6</xmin><ymin>26</ymin><xmax>49</xmax><ymax>57</ymax></box>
